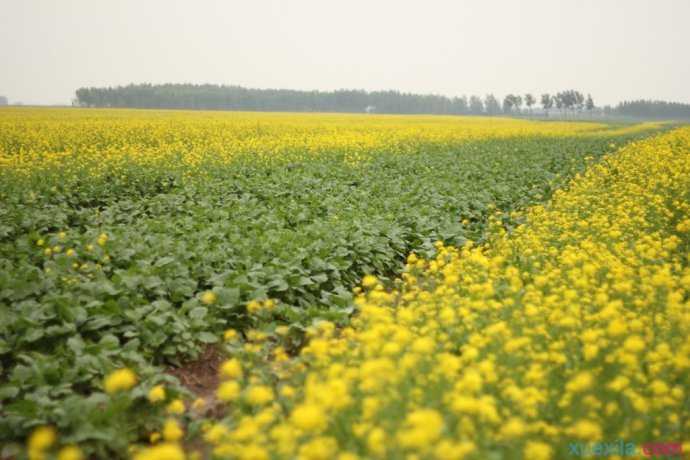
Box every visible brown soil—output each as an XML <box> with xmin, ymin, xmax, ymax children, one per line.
<box><xmin>166</xmin><ymin>345</ymin><xmax>225</xmax><ymax>418</ymax></box>
<box><xmin>165</xmin><ymin>346</ymin><xmax>229</xmax><ymax>458</ymax></box>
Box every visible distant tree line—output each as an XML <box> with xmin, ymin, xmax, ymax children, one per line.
<box><xmin>74</xmin><ymin>84</ymin><xmax>690</xmax><ymax>119</ymax></box>
<box><xmin>0</xmin><ymin>96</ymin><xmax>8</xmax><ymax>106</ymax></box>
<box><xmin>75</xmin><ymin>84</ymin><xmax>484</xmax><ymax>114</ymax></box>
<box><xmin>73</xmin><ymin>84</ymin><xmax>578</xmax><ymax>116</ymax></box>
<box><xmin>614</xmin><ymin>100</ymin><xmax>690</xmax><ymax>120</ymax></box>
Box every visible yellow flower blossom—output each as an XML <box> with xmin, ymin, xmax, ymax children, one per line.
<box><xmin>524</xmin><ymin>441</ymin><xmax>552</xmax><ymax>460</ymax></box>
<box><xmin>162</xmin><ymin>419</ymin><xmax>184</xmax><ymax>442</ymax></box>
<box><xmin>27</xmin><ymin>426</ymin><xmax>56</xmax><ymax>458</ymax></box>
<box><xmin>219</xmin><ymin>358</ymin><xmax>243</xmax><ymax>380</ymax></box>
<box><xmin>104</xmin><ymin>368</ymin><xmax>137</xmax><ymax>394</ymax></box>
<box><xmin>224</xmin><ymin>329</ymin><xmax>239</xmax><ymax>341</ymax></box>
<box><xmin>217</xmin><ymin>381</ymin><xmax>241</xmax><ymax>402</ymax></box>
<box><xmin>200</xmin><ymin>291</ymin><xmax>217</xmax><ymax>305</ymax></box>
<box><xmin>245</xmin><ymin>385</ymin><xmax>274</xmax><ymax>406</ymax></box>
<box><xmin>290</xmin><ymin>403</ymin><xmax>327</xmax><ymax>432</ymax></box>
<box><xmin>166</xmin><ymin>399</ymin><xmax>185</xmax><ymax>415</ymax></box>
<box><xmin>133</xmin><ymin>443</ymin><xmax>185</xmax><ymax>460</ymax></box>
<box><xmin>148</xmin><ymin>385</ymin><xmax>166</xmax><ymax>403</ymax></box>
<box><xmin>57</xmin><ymin>446</ymin><xmax>84</xmax><ymax>460</ymax></box>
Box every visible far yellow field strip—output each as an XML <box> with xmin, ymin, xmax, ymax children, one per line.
<box><xmin>0</xmin><ymin>108</ymin><xmax>662</xmax><ymax>176</ymax></box>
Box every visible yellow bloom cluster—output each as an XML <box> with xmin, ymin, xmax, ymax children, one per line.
<box><xmin>197</xmin><ymin>127</ymin><xmax>690</xmax><ymax>459</ymax></box>
<box><xmin>103</xmin><ymin>368</ymin><xmax>137</xmax><ymax>394</ymax></box>
<box><xmin>133</xmin><ymin>443</ymin><xmax>185</xmax><ymax>460</ymax></box>
<box><xmin>25</xmin><ymin>426</ymin><xmax>84</xmax><ymax>460</ymax></box>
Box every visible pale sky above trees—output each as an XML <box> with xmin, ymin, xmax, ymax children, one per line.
<box><xmin>1</xmin><ymin>0</ymin><xmax>688</xmax><ymax>106</ymax></box>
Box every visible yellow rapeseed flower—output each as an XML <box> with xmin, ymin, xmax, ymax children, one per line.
<box><xmin>200</xmin><ymin>291</ymin><xmax>217</xmax><ymax>305</ymax></box>
<box><xmin>166</xmin><ymin>399</ymin><xmax>185</xmax><ymax>415</ymax></box>
<box><xmin>290</xmin><ymin>403</ymin><xmax>327</xmax><ymax>432</ymax></box>
<box><xmin>217</xmin><ymin>381</ymin><xmax>241</xmax><ymax>402</ymax></box>
<box><xmin>27</xmin><ymin>425</ymin><xmax>56</xmax><ymax>455</ymax></box>
<box><xmin>524</xmin><ymin>441</ymin><xmax>552</xmax><ymax>460</ymax></box>
<box><xmin>57</xmin><ymin>445</ymin><xmax>84</xmax><ymax>460</ymax></box>
<box><xmin>219</xmin><ymin>358</ymin><xmax>243</xmax><ymax>380</ymax></box>
<box><xmin>245</xmin><ymin>385</ymin><xmax>274</xmax><ymax>406</ymax></box>
<box><xmin>132</xmin><ymin>443</ymin><xmax>185</xmax><ymax>460</ymax></box>
<box><xmin>148</xmin><ymin>385</ymin><xmax>166</xmax><ymax>403</ymax></box>
<box><xmin>104</xmin><ymin>368</ymin><xmax>137</xmax><ymax>394</ymax></box>
<box><xmin>361</xmin><ymin>275</ymin><xmax>378</xmax><ymax>288</ymax></box>
<box><xmin>162</xmin><ymin>419</ymin><xmax>184</xmax><ymax>442</ymax></box>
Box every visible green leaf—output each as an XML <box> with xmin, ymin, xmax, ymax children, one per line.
<box><xmin>197</xmin><ymin>332</ymin><xmax>218</xmax><ymax>343</ymax></box>
<box><xmin>189</xmin><ymin>307</ymin><xmax>207</xmax><ymax>320</ymax></box>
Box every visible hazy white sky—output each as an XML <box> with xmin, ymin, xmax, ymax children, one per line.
<box><xmin>1</xmin><ymin>0</ymin><xmax>688</xmax><ymax>106</ymax></box>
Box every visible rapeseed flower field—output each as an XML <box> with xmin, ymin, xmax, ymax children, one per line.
<box><xmin>0</xmin><ymin>108</ymin><xmax>659</xmax><ymax>178</ymax></box>
<box><xmin>0</xmin><ymin>107</ymin><xmax>684</xmax><ymax>458</ymax></box>
<box><xmin>138</xmin><ymin>127</ymin><xmax>689</xmax><ymax>459</ymax></box>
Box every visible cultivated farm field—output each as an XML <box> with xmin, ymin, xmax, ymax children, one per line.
<box><xmin>0</xmin><ymin>108</ymin><xmax>688</xmax><ymax>459</ymax></box>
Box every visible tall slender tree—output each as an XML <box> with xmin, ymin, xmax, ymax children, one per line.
<box><xmin>502</xmin><ymin>95</ymin><xmax>514</xmax><ymax>114</ymax></box>
<box><xmin>513</xmin><ymin>95</ymin><xmax>523</xmax><ymax>114</ymax></box>
<box><xmin>574</xmin><ymin>91</ymin><xmax>585</xmax><ymax>112</ymax></box>
<box><xmin>555</xmin><ymin>93</ymin><xmax>564</xmax><ymax>115</ymax></box>
<box><xmin>541</xmin><ymin>93</ymin><xmax>553</xmax><ymax>116</ymax></box>
<box><xmin>469</xmin><ymin>95</ymin><xmax>484</xmax><ymax>114</ymax></box>
<box><xmin>484</xmin><ymin>94</ymin><xmax>501</xmax><ymax>115</ymax></box>
<box><xmin>524</xmin><ymin>94</ymin><xmax>535</xmax><ymax>115</ymax></box>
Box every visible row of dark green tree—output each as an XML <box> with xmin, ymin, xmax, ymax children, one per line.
<box><xmin>614</xmin><ymin>100</ymin><xmax>690</xmax><ymax>119</ymax></box>
<box><xmin>74</xmin><ymin>84</ymin><xmax>690</xmax><ymax>119</ymax></box>
<box><xmin>74</xmin><ymin>84</ymin><xmax>509</xmax><ymax>115</ymax></box>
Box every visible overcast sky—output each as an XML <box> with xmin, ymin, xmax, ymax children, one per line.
<box><xmin>1</xmin><ymin>0</ymin><xmax>688</xmax><ymax>106</ymax></box>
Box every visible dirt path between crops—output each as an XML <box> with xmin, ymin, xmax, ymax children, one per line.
<box><xmin>166</xmin><ymin>346</ymin><xmax>224</xmax><ymax>417</ymax></box>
